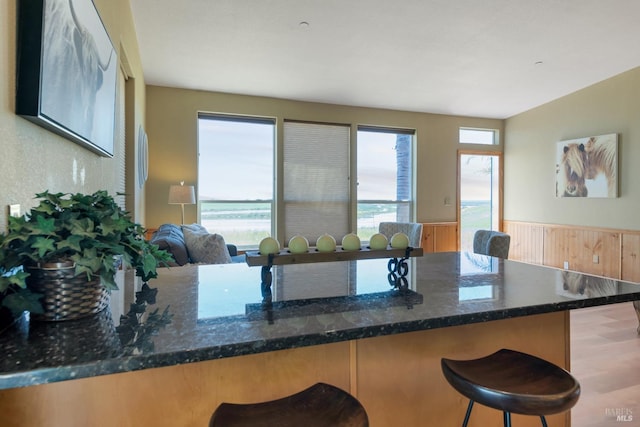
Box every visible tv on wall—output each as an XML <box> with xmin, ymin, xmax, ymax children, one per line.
<box><xmin>16</xmin><ymin>0</ymin><xmax>118</xmax><ymax>157</ymax></box>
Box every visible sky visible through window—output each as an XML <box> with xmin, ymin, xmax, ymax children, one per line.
<box><xmin>357</xmin><ymin>131</ymin><xmax>402</xmax><ymax>200</ymax></box>
<box><xmin>198</xmin><ymin>118</ymin><xmax>274</xmax><ymax>201</ymax></box>
<box><xmin>199</xmin><ymin>122</ymin><xmax>405</xmax><ymax>201</ymax></box>
<box><xmin>459</xmin><ymin>128</ymin><xmax>496</xmax><ymax>145</ymax></box>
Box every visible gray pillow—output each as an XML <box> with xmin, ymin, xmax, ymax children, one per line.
<box><xmin>183</xmin><ymin>228</ymin><xmax>232</xmax><ymax>264</ymax></box>
<box><xmin>150</xmin><ymin>224</ymin><xmax>189</xmax><ymax>266</ymax></box>
<box><xmin>181</xmin><ymin>223</ymin><xmax>208</xmax><ymax>234</ymax></box>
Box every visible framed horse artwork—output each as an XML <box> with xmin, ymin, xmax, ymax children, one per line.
<box><xmin>16</xmin><ymin>0</ymin><xmax>118</xmax><ymax>157</ymax></box>
<box><xmin>555</xmin><ymin>133</ymin><xmax>618</xmax><ymax>198</ymax></box>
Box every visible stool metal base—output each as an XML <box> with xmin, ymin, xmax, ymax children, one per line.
<box><xmin>462</xmin><ymin>400</ymin><xmax>549</xmax><ymax>427</ymax></box>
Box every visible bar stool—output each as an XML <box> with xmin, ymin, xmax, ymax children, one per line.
<box><xmin>441</xmin><ymin>349</ymin><xmax>580</xmax><ymax>427</ymax></box>
<box><xmin>209</xmin><ymin>382</ymin><xmax>369</xmax><ymax>427</ymax></box>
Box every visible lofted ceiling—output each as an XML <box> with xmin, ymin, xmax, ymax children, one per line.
<box><xmin>129</xmin><ymin>0</ymin><xmax>640</xmax><ymax>119</ymax></box>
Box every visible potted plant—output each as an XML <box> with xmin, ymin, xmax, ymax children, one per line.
<box><xmin>0</xmin><ymin>190</ymin><xmax>172</xmax><ymax>321</ymax></box>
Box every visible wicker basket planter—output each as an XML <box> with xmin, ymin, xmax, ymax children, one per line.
<box><xmin>26</xmin><ymin>261</ymin><xmax>110</xmax><ymax>321</ymax></box>
<box><xmin>0</xmin><ymin>191</ymin><xmax>171</xmax><ymax>321</ymax></box>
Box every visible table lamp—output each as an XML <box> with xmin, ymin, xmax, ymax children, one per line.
<box><xmin>168</xmin><ymin>181</ymin><xmax>195</xmax><ymax>224</ymax></box>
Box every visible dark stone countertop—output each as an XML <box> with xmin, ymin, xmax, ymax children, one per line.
<box><xmin>1</xmin><ymin>252</ymin><xmax>639</xmax><ymax>390</ymax></box>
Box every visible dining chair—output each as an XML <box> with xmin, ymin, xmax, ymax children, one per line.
<box><xmin>378</xmin><ymin>222</ymin><xmax>423</xmax><ymax>248</ymax></box>
<box><xmin>473</xmin><ymin>229</ymin><xmax>510</xmax><ymax>258</ymax></box>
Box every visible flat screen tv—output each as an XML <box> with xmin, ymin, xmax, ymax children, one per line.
<box><xmin>16</xmin><ymin>0</ymin><xmax>117</xmax><ymax>157</ymax></box>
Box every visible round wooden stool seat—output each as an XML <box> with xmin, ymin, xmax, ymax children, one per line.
<box><xmin>209</xmin><ymin>382</ymin><xmax>369</xmax><ymax>427</ymax></box>
<box><xmin>441</xmin><ymin>349</ymin><xmax>580</xmax><ymax>426</ymax></box>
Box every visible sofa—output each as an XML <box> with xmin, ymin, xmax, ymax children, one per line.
<box><xmin>149</xmin><ymin>223</ymin><xmax>245</xmax><ymax>265</ymax></box>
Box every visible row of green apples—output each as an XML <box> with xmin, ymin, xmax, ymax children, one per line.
<box><xmin>258</xmin><ymin>232</ymin><xmax>410</xmax><ymax>255</ymax></box>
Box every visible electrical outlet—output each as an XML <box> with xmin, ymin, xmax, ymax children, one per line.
<box><xmin>563</xmin><ymin>261</ymin><xmax>569</xmax><ymax>269</ymax></box>
<box><xmin>593</xmin><ymin>255</ymin><xmax>599</xmax><ymax>264</ymax></box>
<box><xmin>9</xmin><ymin>204</ymin><xmax>20</xmax><ymax>218</ymax></box>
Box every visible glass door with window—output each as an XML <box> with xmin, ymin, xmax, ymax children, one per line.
<box><xmin>458</xmin><ymin>152</ymin><xmax>502</xmax><ymax>252</ymax></box>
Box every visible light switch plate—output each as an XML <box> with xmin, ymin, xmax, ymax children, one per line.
<box><xmin>9</xmin><ymin>204</ymin><xmax>20</xmax><ymax>218</ymax></box>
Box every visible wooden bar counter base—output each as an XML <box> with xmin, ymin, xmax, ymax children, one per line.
<box><xmin>1</xmin><ymin>252</ymin><xmax>639</xmax><ymax>427</ymax></box>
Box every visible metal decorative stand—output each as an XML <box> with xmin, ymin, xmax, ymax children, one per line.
<box><xmin>246</xmin><ymin>247</ymin><xmax>423</xmax><ymax>303</ymax></box>
<box><xmin>260</xmin><ymin>254</ymin><xmax>275</xmax><ymax>301</ymax></box>
<box><xmin>387</xmin><ymin>247</ymin><xmax>412</xmax><ymax>291</ymax></box>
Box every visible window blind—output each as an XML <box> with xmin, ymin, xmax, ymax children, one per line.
<box><xmin>283</xmin><ymin>121</ymin><xmax>351</xmax><ymax>246</ymax></box>
<box><xmin>115</xmin><ymin>69</ymin><xmax>126</xmax><ymax>210</ymax></box>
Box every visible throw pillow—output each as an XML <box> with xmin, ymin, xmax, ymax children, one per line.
<box><xmin>183</xmin><ymin>228</ymin><xmax>232</xmax><ymax>264</ymax></box>
<box><xmin>149</xmin><ymin>224</ymin><xmax>189</xmax><ymax>266</ymax></box>
<box><xmin>182</xmin><ymin>223</ymin><xmax>208</xmax><ymax>234</ymax></box>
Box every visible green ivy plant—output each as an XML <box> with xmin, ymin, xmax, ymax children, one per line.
<box><xmin>0</xmin><ymin>191</ymin><xmax>173</xmax><ymax>317</ymax></box>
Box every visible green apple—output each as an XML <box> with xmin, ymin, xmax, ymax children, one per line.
<box><xmin>258</xmin><ymin>237</ymin><xmax>280</xmax><ymax>255</ymax></box>
<box><xmin>316</xmin><ymin>234</ymin><xmax>336</xmax><ymax>252</ymax></box>
<box><xmin>288</xmin><ymin>235</ymin><xmax>309</xmax><ymax>253</ymax></box>
<box><xmin>341</xmin><ymin>233</ymin><xmax>361</xmax><ymax>251</ymax></box>
<box><xmin>390</xmin><ymin>232</ymin><xmax>410</xmax><ymax>249</ymax></box>
<box><xmin>369</xmin><ymin>233</ymin><xmax>389</xmax><ymax>250</ymax></box>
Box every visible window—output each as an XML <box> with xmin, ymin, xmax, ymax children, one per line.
<box><xmin>197</xmin><ymin>117</ymin><xmax>415</xmax><ymax>249</ymax></box>
<box><xmin>283</xmin><ymin>121</ymin><xmax>350</xmax><ymax>245</ymax></box>
<box><xmin>197</xmin><ymin>114</ymin><xmax>275</xmax><ymax>248</ymax></box>
<box><xmin>459</xmin><ymin>128</ymin><xmax>498</xmax><ymax>145</ymax></box>
<box><xmin>356</xmin><ymin>127</ymin><xmax>414</xmax><ymax>241</ymax></box>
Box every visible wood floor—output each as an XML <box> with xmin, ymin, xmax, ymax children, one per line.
<box><xmin>570</xmin><ymin>302</ymin><xmax>640</xmax><ymax>426</ymax></box>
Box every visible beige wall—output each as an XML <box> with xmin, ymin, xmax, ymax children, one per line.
<box><xmin>0</xmin><ymin>0</ymin><xmax>145</xmax><ymax>232</ymax></box>
<box><xmin>144</xmin><ymin>86</ymin><xmax>504</xmax><ymax>230</ymax></box>
<box><xmin>504</xmin><ymin>66</ymin><xmax>640</xmax><ymax>230</ymax></box>
<box><xmin>5</xmin><ymin>0</ymin><xmax>635</xmax><ymax>236</ymax></box>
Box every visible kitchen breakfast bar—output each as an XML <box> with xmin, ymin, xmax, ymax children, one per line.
<box><xmin>1</xmin><ymin>252</ymin><xmax>639</xmax><ymax>426</ymax></box>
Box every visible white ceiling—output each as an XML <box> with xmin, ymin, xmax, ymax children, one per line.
<box><xmin>129</xmin><ymin>0</ymin><xmax>640</xmax><ymax>119</ymax></box>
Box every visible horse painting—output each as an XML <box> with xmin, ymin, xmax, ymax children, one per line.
<box><xmin>556</xmin><ymin>134</ymin><xmax>617</xmax><ymax>198</ymax></box>
<box><xmin>584</xmin><ymin>136</ymin><xmax>618</xmax><ymax>197</ymax></box>
<box><xmin>558</xmin><ymin>142</ymin><xmax>588</xmax><ymax>197</ymax></box>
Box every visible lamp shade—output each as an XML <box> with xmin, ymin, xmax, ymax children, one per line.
<box><xmin>168</xmin><ymin>183</ymin><xmax>195</xmax><ymax>205</ymax></box>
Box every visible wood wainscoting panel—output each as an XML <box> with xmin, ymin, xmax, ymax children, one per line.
<box><xmin>422</xmin><ymin>222</ymin><xmax>458</xmax><ymax>253</ymax></box>
<box><xmin>622</xmin><ymin>233</ymin><xmax>640</xmax><ymax>282</ymax></box>
<box><xmin>422</xmin><ymin>224</ymin><xmax>435</xmax><ymax>252</ymax></box>
<box><xmin>568</xmin><ymin>230</ymin><xmax>620</xmax><ymax>279</ymax></box>
<box><xmin>543</xmin><ymin>226</ymin><xmax>573</xmax><ymax>270</ymax></box>
<box><xmin>504</xmin><ymin>221</ymin><xmax>544</xmax><ymax>264</ymax></box>
<box><xmin>507</xmin><ymin>221</ymin><xmax>624</xmax><ymax>280</ymax></box>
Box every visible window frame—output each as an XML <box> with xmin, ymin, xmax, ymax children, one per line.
<box><xmin>195</xmin><ymin>116</ymin><xmax>418</xmax><ymax>248</ymax></box>
<box><xmin>197</xmin><ymin>113</ymin><xmax>276</xmax><ymax>248</ymax></box>
<box><xmin>356</xmin><ymin>125</ymin><xmax>417</xmax><ymax>241</ymax></box>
